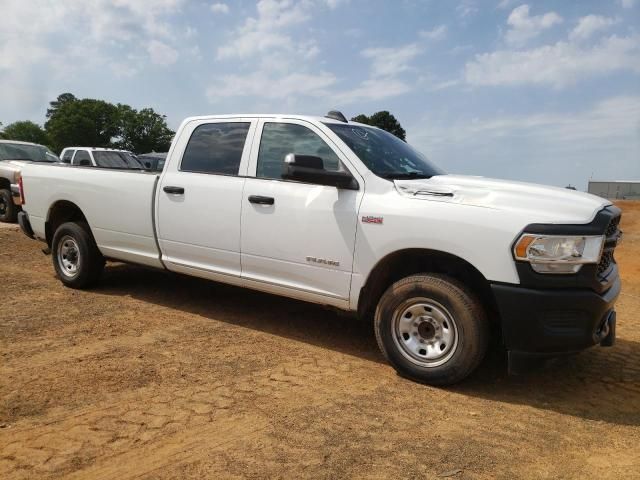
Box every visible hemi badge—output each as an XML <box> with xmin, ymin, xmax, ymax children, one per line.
<box><xmin>362</xmin><ymin>216</ymin><xmax>383</xmax><ymax>225</ymax></box>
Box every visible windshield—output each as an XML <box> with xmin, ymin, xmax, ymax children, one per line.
<box><xmin>93</xmin><ymin>151</ymin><xmax>144</xmax><ymax>169</ymax></box>
<box><xmin>325</xmin><ymin>124</ymin><xmax>444</xmax><ymax>180</ymax></box>
<box><xmin>0</xmin><ymin>143</ymin><xmax>59</xmax><ymax>162</ymax></box>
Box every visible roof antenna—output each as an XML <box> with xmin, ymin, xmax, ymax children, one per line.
<box><xmin>325</xmin><ymin>110</ymin><xmax>348</xmax><ymax>123</ymax></box>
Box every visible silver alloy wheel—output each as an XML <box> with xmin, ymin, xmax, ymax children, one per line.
<box><xmin>57</xmin><ymin>235</ymin><xmax>81</xmax><ymax>277</ymax></box>
<box><xmin>391</xmin><ymin>298</ymin><xmax>459</xmax><ymax>367</ymax></box>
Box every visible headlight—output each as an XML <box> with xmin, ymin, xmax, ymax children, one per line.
<box><xmin>513</xmin><ymin>234</ymin><xmax>604</xmax><ymax>274</ymax></box>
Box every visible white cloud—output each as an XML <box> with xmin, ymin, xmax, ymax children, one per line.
<box><xmin>457</xmin><ymin>0</ymin><xmax>478</xmax><ymax>19</ymax></box>
<box><xmin>570</xmin><ymin>15</ymin><xmax>618</xmax><ymax>41</ymax></box>
<box><xmin>206</xmin><ymin>71</ymin><xmax>337</xmax><ymax>101</ymax></box>
<box><xmin>147</xmin><ymin>40</ymin><xmax>179</xmax><ymax>66</ymax></box>
<box><xmin>210</xmin><ymin>2</ymin><xmax>229</xmax><ymax>14</ymax></box>
<box><xmin>324</xmin><ymin>0</ymin><xmax>346</xmax><ymax>8</ymax></box>
<box><xmin>209</xmin><ymin>0</ymin><xmax>350</xmax><ymax>105</ymax></box>
<box><xmin>208</xmin><ymin>37</ymin><xmax>421</xmax><ymax>105</ymax></box>
<box><xmin>411</xmin><ymin>96</ymin><xmax>640</xmax><ymax>188</ymax></box>
<box><xmin>216</xmin><ymin>0</ymin><xmax>322</xmax><ymax>60</ymax></box>
<box><xmin>323</xmin><ymin>42</ymin><xmax>425</xmax><ymax>104</ymax></box>
<box><xmin>429</xmin><ymin>79</ymin><xmax>462</xmax><ymax>91</ymax></box>
<box><xmin>423</xmin><ymin>96</ymin><xmax>640</xmax><ymax>146</ymax></box>
<box><xmin>620</xmin><ymin>0</ymin><xmax>636</xmax><ymax>8</ymax></box>
<box><xmin>419</xmin><ymin>25</ymin><xmax>448</xmax><ymax>41</ymax></box>
<box><xmin>331</xmin><ymin>78</ymin><xmax>413</xmax><ymax>105</ymax></box>
<box><xmin>465</xmin><ymin>34</ymin><xmax>640</xmax><ymax>88</ymax></box>
<box><xmin>505</xmin><ymin>4</ymin><xmax>562</xmax><ymax>45</ymax></box>
<box><xmin>0</xmin><ymin>0</ymin><xmax>185</xmax><ymax>69</ymax></box>
<box><xmin>361</xmin><ymin>44</ymin><xmax>422</xmax><ymax>77</ymax></box>
<box><xmin>0</xmin><ymin>0</ymin><xmax>187</xmax><ymax>120</ymax></box>
<box><xmin>497</xmin><ymin>0</ymin><xmax>514</xmax><ymax>9</ymax></box>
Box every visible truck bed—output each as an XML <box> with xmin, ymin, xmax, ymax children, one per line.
<box><xmin>21</xmin><ymin>163</ymin><xmax>163</xmax><ymax>268</ymax></box>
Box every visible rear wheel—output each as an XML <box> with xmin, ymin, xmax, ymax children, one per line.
<box><xmin>52</xmin><ymin>222</ymin><xmax>105</xmax><ymax>288</ymax></box>
<box><xmin>0</xmin><ymin>188</ymin><xmax>18</xmax><ymax>223</ymax></box>
<box><xmin>374</xmin><ymin>274</ymin><xmax>489</xmax><ymax>385</ymax></box>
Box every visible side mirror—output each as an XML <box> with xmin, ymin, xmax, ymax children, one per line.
<box><xmin>282</xmin><ymin>153</ymin><xmax>358</xmax><ymax>190</ymax></box>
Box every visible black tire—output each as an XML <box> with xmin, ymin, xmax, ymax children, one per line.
<box><xmin>374</xmin><ymin>274</ymin><xmax>489</xmax><ymax>385</ymax></box>
<box><xmin>51</xmin><ymin>222</ymin><xmax>105</xmax><ymax>289</ymax></box>
<box><xmin>0</xmin><ymin>188</ymin><xmax>18</xmax><ymax>223</ymax></box>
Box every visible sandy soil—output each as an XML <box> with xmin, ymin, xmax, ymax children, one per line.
<box><xmin>0</xmin><ymin>203</ymin><xmax>639</xmax><ymax>479</ymax></box>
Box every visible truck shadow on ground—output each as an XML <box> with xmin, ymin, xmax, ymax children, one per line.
<box><xmin>97</xmin><ymin>263</ymin><xmax>640</xmax><ymax>427</ymax></box>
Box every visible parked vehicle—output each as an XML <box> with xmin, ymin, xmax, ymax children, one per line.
<box><xmin>0</xmin><ymin>140</ymin><xmax>59</xmax><ymax>222</ymax></box>
<box><xmin>60</xmin><ymin>147</ymin><xmax>144</xmax><ymax>170</ymax></box>
<box><xmin>18</xmin><ymin>112</ymin><xmax>621</xmax><ymax>384</ymax></box>
<box><xmin>137</xmin><ymin>152</ymin><xmax>167</xmax><ymax>171</ymax></box>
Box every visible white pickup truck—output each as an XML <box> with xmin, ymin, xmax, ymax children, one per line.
<box><xmin>18</xmin><ymin>111</ymin><xmax>622</xmax><ymax>384</ymax></box>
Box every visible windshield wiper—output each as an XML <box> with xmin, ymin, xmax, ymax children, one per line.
<box><xmin>380</xmin><ymin>172</ymin><xmax>431</xmax><ymax>180</ymax></box>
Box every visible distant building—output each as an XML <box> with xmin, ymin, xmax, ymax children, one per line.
<box><xmin>588</xmin><ymin>181</ymin><xmax>640</xmax><ymax>200</ymax></box>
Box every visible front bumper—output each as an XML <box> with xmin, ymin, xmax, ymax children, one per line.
<box><xmin>491</xmin><ymin>275</ymin><xmax>620</xmax><ymax>357</ymax></box>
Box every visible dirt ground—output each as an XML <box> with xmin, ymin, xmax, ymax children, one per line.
<box><xmin>1</xmin><ymin>202</ymin><xmax>639</xmax><ymax>479</ymax></box>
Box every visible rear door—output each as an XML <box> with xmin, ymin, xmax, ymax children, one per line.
<box><xmin>157</xmin><ymin>118</ymin><xmax>256</xmax><ymax>281</ymax></box>
<box><xmin>240</xmin><ymin>119</ymin><xmax>363</xmax><ymax>303</ymax></box>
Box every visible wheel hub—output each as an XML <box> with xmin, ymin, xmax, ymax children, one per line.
<box><xmin>417</xmin><ymin>319</ymin><xmax>436</xmax><ymax>340</ymax></box>
<box><xmin>392</xmin><ymin>299</ymin><xmax>459</xmax><ymax>367</ymax></box>
<box><xmin>57</xmin><ymin>235</ymin><xmax>81</xmax><ymax>277</ymax></box>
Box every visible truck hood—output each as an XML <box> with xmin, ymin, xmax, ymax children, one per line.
<box><xmin>394</xmin><ymin>174</ymin><xmax>610</xmax><ymax>224</ymax></box>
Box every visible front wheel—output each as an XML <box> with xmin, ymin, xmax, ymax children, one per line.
<box><xmin>374</xmin><ymin>274</ymin><xmax>489</xmax><ymax>385</ymax></box>
<box><xmin>52</xmin><ymin>222</ymin><xmax>105</xmax><ymax>289</ymax></box>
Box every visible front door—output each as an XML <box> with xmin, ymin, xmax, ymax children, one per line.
<box><xmin>157</xmin><ymin>119</ymin><xmax>256</xmax><ymax>280</ymax></box>
<box><xmin>241</xmin><ymin>119</ymin><xmax>362</xmax><ymax>302</ymax></box>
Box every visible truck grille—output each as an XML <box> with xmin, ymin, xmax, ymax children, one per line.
<box><xmin>597</xmin><ymin>213</ymin><xmax>621</xmax><ymax>278</ymax></box>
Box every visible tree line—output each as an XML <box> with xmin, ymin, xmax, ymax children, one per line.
<box><xmin>1</xmin><ymin>94</ymin><xmax>406</xmax><ymax>156</ymax></box>
<box><xmin>0</xmin><ymin>93</ymin><xmax>175</xmax><ymax>154</ymax></box>
<box><xmin>351</xmin><ymin>111</ymin><xmax>406</xmax><ymax>141</ymax></box>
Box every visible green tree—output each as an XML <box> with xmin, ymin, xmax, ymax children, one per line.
<box><xmin>1</xmin><ymin>120</ymin><xmax>50</xmax><ymax>145</ymax></box>
<box><xmin>115</xmin><ymin>105</ymin><xmax>174</xmax><ymax>154</ymax></box>
<box><xmin>46</xmin><ymin>93</ymin><xmax>77</xmax><ymax>119</ymax></box>
<box><xmin>351</xmin><ymin>111</ymin><xmax>406</xmax><ymax>141</ymax></box>
<box><xmin>45</xmin><ymin>97</ymin><xmax>120</xmax><ymax>152</ymax></box>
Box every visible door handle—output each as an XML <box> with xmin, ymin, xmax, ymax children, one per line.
<box><xmin>248</xmin><ymin>195</ymin><xmax>274</xmax><ymax>205</ymax></box>
<box><xmin>163</xmin><ymin>186</ymin><xmax>185</xmax><ymax>194</ymax></box>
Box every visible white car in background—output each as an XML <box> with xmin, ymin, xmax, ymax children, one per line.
<box><xmin>0</xmin><ymin>139</ymin><xmax>59</xmax><ymax>223</ymax></box>
<box><xmin>60</xmin><ymin>147</ymin><xmax>144</xmax><ymax>169</ymax></box>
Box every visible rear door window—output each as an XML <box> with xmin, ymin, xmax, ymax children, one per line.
<box><xmin>61</xmin><ymin>150</ymin><xmax>75</xmax><ymax>163</ymax></box>
<box><xmin>180</xmin><ymin>122</ymin><xmax>251</xmax><ymax>175</ymax></box>
<box><xmin>73</xmin><ymin>150</ymin><xmax>92</xmax><ymax>166</ymax></box>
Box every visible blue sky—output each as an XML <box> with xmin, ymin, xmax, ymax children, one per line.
<box><xmin>1</xmin><ymin>0</ymin><xmax>638</xmax><ymax>188</ymax></box>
